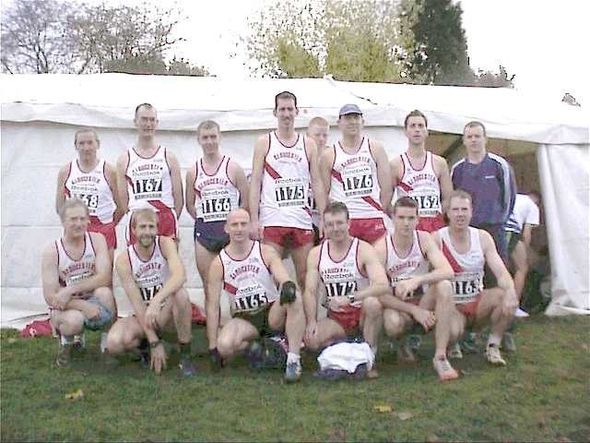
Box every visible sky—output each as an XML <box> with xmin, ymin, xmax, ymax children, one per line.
<box><xmin>3</xmin><ymin>0</ymin><xmax>588</xmax><ymax>104</ymax></box>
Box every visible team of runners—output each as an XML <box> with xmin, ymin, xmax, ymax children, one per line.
<box><xmin>44</xmin><ymin>91</ymin><xmax>524</xmax><ymax>382</ymax></box>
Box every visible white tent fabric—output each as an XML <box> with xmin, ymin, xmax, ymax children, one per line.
<box><xmin>1</xmin><ymin>74</ymin><xmax>588</xmax><ymax>328</ymax></box>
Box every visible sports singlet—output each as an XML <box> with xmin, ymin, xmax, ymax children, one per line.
<box><xmin>126</xmin><ymin>146</ymin><xmax>174</xmax><ymax>211</ymax></box>
<box><xmin>438</xmin><ymin>227</ymin><xmax>485</xmax><ymax>304</ymax></box>
<box><xmin>194</xmin><ymin>156</ymin><xmax>240</xmax><ymax>222</ymax></box>
<box><xmin>220</xmin><ymin>241</ymin><xmax>278</xmax><ymax>315</ymax></box>
<box><xmin>318</xmin><ymin>237</ymin><xmax>368</xmax><ymax>309</ymax></box>
<box><xmin>56</xmin><ymin>232</ymin><xmax>96</xmax><ymax>290</ymax></box>
<box><xmin>64</xmin><ymin>159</ymin><xmax>115</xmax><ymax>223</ymax></box>
<box><xmin>128</xmin><ymin>236</ymin><xmax>170</xmax><ymax>305</ymax></box>
<box><xmin>384</xmin><ymin>231</ymin><xmax>429</xmax><ymax>298</ymax></box>
<box><xmin>330</xmin><ymin>137</ymin><xmax>382</xmax><ymax>219</ymax></box>
<box><xmin>396</xmin><ymin>151</ymin><xmax>442</xmax><ymax>219</ymax></box>
<box><xmin>259</xmin><ymin>132</ymin><xmax>311</xmax><ymax>229</ymax></box>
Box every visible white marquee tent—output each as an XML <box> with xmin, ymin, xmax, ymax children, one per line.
<box><xmin>1</xmin><ymin>74</ymin><xmax>588</xmax><ymax>328</ymax></box>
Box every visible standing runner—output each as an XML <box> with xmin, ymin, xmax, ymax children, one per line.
<box><xmin>117</xmin><ymin>103</ymin><xmax>184</xmax><ymax>244</ymax></box>
<box><xmin>390</xmin><ymin>110</ymin><xmax>452</xmax><ymax>232</ymax></box>
<box><xmin>249</xmin><ymin>91</ymin><xmax>326</xmax><ymax>290</ymax></box>
<box><xmin>320</xmin><ymin>104</ymin><xmax>392</xmax><ymax>244</ymax></box>
<box><xmin>306</xmin><ymin>116</ymin><xmax>330</xmax><ymax>243</ymax></box>
<box><xmin>56</xmin><ymin>128</ymin><xmax>124</xmax><ymax>256</ymax></box>
<box><xmin>185</xmin><ymin>120</ymin><xmax>249</xmax><ymax>316</ymax></box>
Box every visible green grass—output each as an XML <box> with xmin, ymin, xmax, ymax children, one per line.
<box><xmin>2</xmin><ymin>315</ymin><xmax>589</xmax><ymax>442</ymax></box>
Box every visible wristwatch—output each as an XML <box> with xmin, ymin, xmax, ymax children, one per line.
<box><xmin>149</xmin><ymin>340</ymin><xmax>162</xmax><ymax>349</ymax></box>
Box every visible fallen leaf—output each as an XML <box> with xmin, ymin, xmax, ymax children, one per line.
<box><xmin>65</xmin><ymin>389</ymin><xmax>84</xmax><ymax>400</ymax></box>
<box><xmin>396</xmin><ymin>411</ymin><xmax>414</xmax><ymax>421</ymax></box>
<box><xmin>373</xmin><ymin>404</ymin><xmax>393</xmax><ymax>413</ymax></box>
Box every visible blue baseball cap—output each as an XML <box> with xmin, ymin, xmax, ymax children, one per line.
<box><xmin>338</xmin><ymin>103</ymin><xmax>363</xmax><ymax>117</ymax></box>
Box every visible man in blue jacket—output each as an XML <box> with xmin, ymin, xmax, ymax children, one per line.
<box><xmin>451</xmin><ymin>121</ymin><xmax>516</xmax><ymax>263</ymax></box>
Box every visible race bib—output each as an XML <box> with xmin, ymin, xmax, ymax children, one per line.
<box><xmin>232</xmin><ymin>283</ymin><xmax>269</xmax><ymax>313</ymax></box>
<box><xmin>274</xmin><ymin>177</ymin><xmax>305</xmax><ymax>208</ymax></box>
<box><xmin>139</xmin><ymin>284</ymin><xmax>163</xmax><ymax>303</ymax></box>
<box><xmin>342</xmin><ymin>165</ymin><xmax>373</xmax><ymax>197</ymax></box>
<box><xmin>410</xmin><ymin>190</ymin><xmax>441</xmax><ymax>217</ymax></box>
<box><xmin>201</xmin><ymin>188</ymin><xmax>232</xmax><ymax>222</ymax></box>
<box><xmin>325</xmin><ymin>281</ymin><xmax>357</xmax><ymax>298</ymax></box>
<box><xmin>133</xmin><ymin>178</ymin><xmax>163</xmax><ymax>200</ymax></box>
<box><xmin>452</xmin><ymin>272</ymin><xmax>483</xmax><ymax>303</ymax></box>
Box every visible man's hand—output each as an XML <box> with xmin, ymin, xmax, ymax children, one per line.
<box><xmin>82</xmin><ymin>302</ymin><xmax>101</xmax><ymax>320</ymax></box>
<box><xmin>328</xmin><ymin>295</ymin><xmax>352</xmax><ymax>312</ymax></box>
<box><xmin>411</xmin><ymin>306</ymin><xmax>436</xmax><ymax>332</ymax></box>
<box><xmin>250</xmin><ymin>220</ymin><xmax>263</xmax><ymax>240</ymax></box>
<box><xmin>503</xmin><ymin>288</ymin><xmax>519</xmax><ymax>314</ymax></box>
<box><xmin>145</xmin><ymin>302</ymin><xmax>161</xmax><ymax>329</ymax></box>
<box><xmin>280</xmin><ymin>281</ymin><xmax>297</xmax><ymax>305</ymax></box>
<box><xmin>150</xmin><ymin>343</ymin><xmax>167</xmax><ymax>375</ymax></box>
<box><xmin>53</xmin><ymin>287</ymin><xmax>73</xmax><ymax>310</ymax></box>
<box><xmin>304</xmin><ymin>320</ymin><xmax>317</xmax><ymax>345</ymax></box>
<box><xmin>394</xmin><ymin>278</ymin><xmax>420</xmax><ymax>300</ymax></box>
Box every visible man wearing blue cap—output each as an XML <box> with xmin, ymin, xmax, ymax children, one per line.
<box><xmin>320</xmin><ymin>104</ymin><xmax>392</xmax><ymax>244</ymax></box>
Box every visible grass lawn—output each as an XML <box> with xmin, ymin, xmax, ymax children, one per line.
<box><xmin>1</xmin><ymin>315</ymin><xmax>589</xmax><ymax>442</ymax></box>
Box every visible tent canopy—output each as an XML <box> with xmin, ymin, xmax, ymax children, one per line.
<box><xmin>1</xmin><ymin>74</ymin><xmax>588</xmax><ymax>328</ymax></box>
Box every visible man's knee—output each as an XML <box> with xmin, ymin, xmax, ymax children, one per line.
<box><xmin>216</xmin><ymin>331</ymin><xmax>235</xmax><ymax>358</ymax></box>
<box><xmin>106</xmin><ymin>328</ymin><xmax>127</xmax><ymax>355</ymax></box>
<box><xmin>56</xmin><ymin>310</ymin><xmax>86</xmax><ymax>333</ymax></box>
<box><xmin>383</xmin><ymin>310</ymin><xmax>405</xmax><ymax>338</ymax></box>
<box><xmin>173</xmin><ymin>289</ymin><xmax>191</xmax><ymax>309</ymax></box>
<box><xmin>362</xmin><ymin>296</ymin><xmax>383</xmax><ymax>318</ymax></box>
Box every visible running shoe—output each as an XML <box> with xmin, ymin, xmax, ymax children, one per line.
<box><xmin>485</xmin><ymin>344</ymin><xmax>507</xmax><ymax>366</ymax></box>
<box><xmin>433</xmin><ymin>356</ymin><xmax>459</xmax><ymax>381</ymax></box>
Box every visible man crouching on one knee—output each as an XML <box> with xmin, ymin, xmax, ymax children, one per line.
<box><xmin>106</xmin><ymin>208</ymin><xmax>197</xmax><ymax>377</ymax></box>
<box><xmin>42</xmin><ymin>198</ymin><xmax>116</xmax><ymax>367</ymax></box>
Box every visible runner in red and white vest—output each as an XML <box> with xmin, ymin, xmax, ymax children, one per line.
<box><xmin>374</xmin><ymin>197</ymin><xmax>459</xmax><ymax>381</ymax></box>
<box><xmin>56</xmin><ymin>128</ymin><xmax>123</xmax><ymax>253</ymax></box>
<box><xmin>42</xmin><ymin>199</ymin><xmax>115</xmax><ymax>367</ymax></box>
<box><xmin>390</xmin><ymin>110</ymin><xmax>452</xmax><ymax>232</ymax></box>
<box><xmin>185</xmin><ymin>120</ymin><xmax>249</xmax><ymax>321</ymax></box>
<box><xmin>303</xmin><ymin>202</ymin><xmax>389</xmax><ymax>371</ymax></box>
<box><xmin>106</xmin><ymin>208</ymin><xmax>197</xmax><ymax>377</ymax></box>
<box><xmin>116</xmin><ymin>103</ymin><xmax>184</xmax><ymax>245</ymax></box>
<box><xmin>433</xmin><ymin>190</ymin><xmax>518</xmax><ymax>367</ymax></box>
<box><xmin>249</xmin><ymin>91</ymin><xmax>326</xmax><ymax>292</ymax></box>
<box><xmin>320</xmin><ymin>104</ymin><xmax>392</xmax><ymax>244</ymax></box>
<box><xmin>206</xmin><ymin>209</ymin><xmax>305</xmax><ymax>382</ymax></box>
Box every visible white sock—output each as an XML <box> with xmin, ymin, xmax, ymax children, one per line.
<box><xmin>487</xmin><ymin>333</ymin><xmax>502</xmax><ymax>347</ymax></box>
<box><xmin>287</xmin><ymin>352</ymin><xmax>300</xmax><ymax>364</ymax></box>
<box><xmin>60</xmin><ymin>335</ymin><xmax>74</xmax><ymax>345</ymax></box>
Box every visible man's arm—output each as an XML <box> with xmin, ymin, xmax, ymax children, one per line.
<box><xmin>389</xmin><ymin>156</ymin><xmax>402</xmax><ymax>189</ymax></box>
<box><xmin>115</xmin><ymin>251</ymin><xmax>159</xmax><ymax>344</ymax></box>
<box><xmin>166</xmin><ymin>150</ymin><xmax>184</xmax><ymax>217</ymax></box>
<box><xmin>206</xmin><ymin>256</ymin><xmax>223</xmax><ymax>351</ymax></box>
<box><xmin>521</xmin><ymin>224</ymin><xmax>533</xmax><ymax>248</ymax></box>
<box><xmin>41</xmin><ymin>244</ymin><xmax>61</xmax><ymax>309</ymax></box>
<box><xmin>55</xmin><ymin>164</ymin><xmax>69</xmax><ymax>215</ymax></box>
<box><xmin>185</xmin><ymin>164</ymin><xmax>197</xmax><ymax>220</ymax></box>
<box><xmin>480</xmin><ymin>230</ymin><xmax>518</xmax><ymax>307</ymax></box>
<box><xmin>354</xmin><ymin>241</ymin><xmax>390</xmax><ymax>301</ymax></box>
<box><xmin>248</xmin><ymin>135</ymin><xmax>270</xmax><ymax>239</ymax></box>
<box><xmin>307</xmin><ymin>137</ymin><xmax>326</xmax><ymax>224</ymax></box>
<box><xmin>319</xmin><ymin>148</ymin><xmax>335</xmax><ymax>199</ymax></box>
<box><xmin>115</xmin><ymin>154</ymin><xmax>129</xmax><ymax>215</ymax></box>
<box><xmin>105</xmin><ymin>162</ymin><xmax>125</xmax><ymax>225</ymax></box>
<box><xmin>150</xmin><ymin>236</ymin><xmax>186</xmax><ymax>308</ymax></box>
<box><xmin>228</xmin><ymin>159</ymin><xmax>250</xmax><ymax>211</ymax></box>
<box><xmin>371</xmin><ymin>141</ymin><xmax>393</xmax><ymax>211</ymax></box>
<box><xmin>434</xmin><ymin>155</ymin><xmax>453</xmax><ymax>212</ymax></box>
<box><xmin>416</xmin><ymin>231</ymin><xmax>453</xmax><ymax>285</ymax></box>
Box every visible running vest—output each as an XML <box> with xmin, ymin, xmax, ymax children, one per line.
<box><xmin>318</xmin><ymin>237</ymin><xmax>367</xmax><ymax>309</ymax></box>
<box><xmin>220</xmin><ymin>241</ymin><xmax>278</xmax><ymax>315</ymax></box>
<box><xmin>126</xmin><ymin>146</ymin><xmax>174</xmax><ymax>211</ymax></box>
<box><xmin>396</xmin><ymin>151</ymin><xmax>442</xmax><ymax>219</ymax></box>
<box><xmin>64</xmin><ymin>159</ymin><xmax>116</xmax><ymax>223</ymax></box>
<box><xmin>384</xmin><ymin>231</ymin><xmax>429</xmax><ymax>294</ymax></box>
<box><xmin>330</xmin><ymin>137</ymin><xmax>383</xmax><ymax>219</ymax></box>
<box><xmin>56</xmin><ymin>233</ymin><xmax>96</xmax><ymax>290</ymax></box>
<box><xmin>259</xmin><ymin>132</ymin><xmax>311</xmax><ymax>229</ymax></box>
<box><xmin>194</xmin><ymin>156</ymin><xmax>240</xmax><ymax>222</ymax></box>
<box><xmin>438</xmin><ymin>227</ymin><xmax>485</xmax><ymax>304</ymax></box>
<box><xmin>127</xmin><ymin>236</ymin><xmax>170</xmax><ymax>305</ymax></box>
